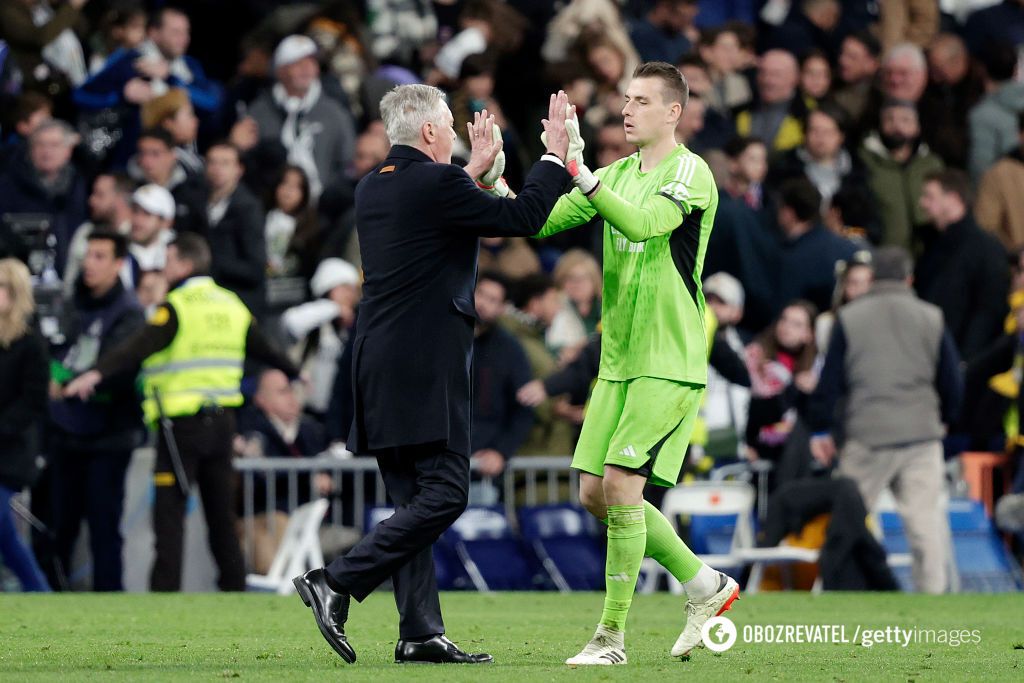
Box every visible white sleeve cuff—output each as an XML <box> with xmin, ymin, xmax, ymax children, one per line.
<box><xmin>541</xmin><ymin>153</ymin><xmax>565</xmax><ymax>168</ymax></box>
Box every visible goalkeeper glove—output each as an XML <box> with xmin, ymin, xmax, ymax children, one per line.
<box><xmin>476</xmin><ymin>124</ymin><xmax>510</xmax><ymax>197</ymax></box>
<box><xmin>541</xmin><ymin>106</ymin><xmax>599</xmax><ymax>197</ymax></box>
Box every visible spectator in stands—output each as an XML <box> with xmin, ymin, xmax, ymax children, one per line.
<box><xmin>131</xmin><ymin>127</ymin><xmax>207</xmax><ymax>237</ymax></box>
<box><xmin>0</xmin><ymin>119</ymin><xmax>87</xmax><ymax>280</ymax></box>
<box><xmin>470</xmin><ymin>271</ymin><xmax>534</xmax><ymax>502</ymax></box>
<box><xmin>859</xmin><ymin>99</ymin><xmax>944</xmax><ymax>250</ymax></box>
<box><xmin>0</xmin><ymin>257</ymin><xmax>50</xmax><ymax>592</ymax></box>
<box><xmin>63</xmin><ymin>173</ymin><xmax>134</xmax><ymax>296</ymax></box>
<box><xmin>628</xmin><ymin>0</ymin><xmax>699</xmax><ymax>64</ymax></box>
<box><xmin>770</xmin><ymin>105</ymin><xmax>869</xmax><ymax>208</ymax></box>
<box><xmin>809</xmin><ymin>246</ymin><xmax>962</xmax><ymax>594</ymax></box>
<box><xmin>478</xmin><ymin>237</ymin><xmax>541</xmax><ymax>280</ymax></box>
<box><xmin>504</xmin><ymin>273</ymin><xmax>577</xmax><ymax>456</ymax></box>
<box><xmin>281</xmin><ymin>258</ymin><xmax>360</xmax><ymax>421</ymax></box>
<box><xmin>702</xmin><ymin>272</ymin><xmax>751</xmax><ymax>455</ymax></box>
<box><xmin>723</xmin><ymin>136</ymin><xmax>768</xmax><ymax>212</ymax></box>
<box><xmin>744</xmin><ymin>300</ymin><xmax>818</xmax><ymax>472</ymax></box>
<box><xmin>772</xmin><ymin>178</ymin><xmax>858</xmax><ymax>315</ymax></box>
<box><xmin>141</xmin><ymin>88</ymin><xmax>201</xmax><ymax>175</ymax></box>
<box><xmin>736</xmin><ymin>50</ymin><xmax>805</xmax><ymax>153</ymax></box>
<box><xmin>0</xmin><ymin>0</ymin><xmax>88</xmax><ymax>108</ymax></box>
<box><xmin>676</xmin><ymin>93</ymin><xmax>707</xmax><ymax>150</ymax></box>
<box><xmin>877</xmin><ymin>0</ymin><xmax>938</xmax><ymax>52</ymax></box>
<box><xmin>0</xmin><ymin>92</ymin><xmax>52</xmax><ymax>172</ymax></box>
<box><xmin>350</xmin><ymin>127</ymin><xmax>390</xmax><ymax>182</ymax></box>
<box><xmin>127</xmin><ymin>183</ymin><xmax>175</xmax><ymax>276</ymax></box>
<box><xmin>762</xmin><ymin>0</ymin><xmax>843</xmax><ymax>62</ymax></box>
<box><xmin>366</xmin><ymin>0</ymin><xmax>437</xmax><ymax>70</ymax></box>
<box><xmin>264</xmin><ymin>165</ymin><xmax>322</xmax><ymax>310</ymax></box>
<box><xmin>697</xmin><ymin>25</ymin><xmax>752</xmax><ymax>117</ymax></box>
<box><xmin>676</xmin><ymin>55</ymin><xmax>735</xmax><ymax>153</ymax></box>
<box><xmin>916</xmin><ymin>169</ymin><xmax>1010</xmax><ymax>362</ymax></box>
<box><xmin>204</xmin><ymin>142</ymin><xmax>265</xmax><ymax>317</ymax></box>
<box><xmin>831</xmin><ymin>30</ymin><xmax>883</xmax><ymax>144</ymax></box>
<box><xmin>798</xmin><ymin>50</ymin><xmax>832</xmax><ymax>109</ymax></box>
<box><xmin>976</xmin><ymin>112</ymin><xmax>1024</xmax><ymax>251</ymax></box>
<box><xmin>87</xmin><ymin>0</ymin><xmax>147</xmax><ymax>74</ymax></box>
<box><xmin>881</xmin><ymin>43</ymin><xmax>928</xmax><ymax>104</ymax></box>
<box><xmin>48</xmin><ymin>230</ymin><xmax>144</xmax><ymax>592</ymax></box>
<box><xmin>235</xmin><ymin>35</ymin><xmax>356</xmax><ymax>200</ymax></box>
<box><xmin>235</xmin><ymin>368</ymin><xmax>330</xmax><ymax>574</ymax></box>
<box><xmin>919</xmin><ymin>33</ymin><xmax>985</xmax><ymax>170</ymax></box>
<box><xmin>823</xmin><ymin>183</ymin><xmax>881</xmax><ymax>245</ymax></box>
<box><xmin>74</xmin><ymin>6</ymin><xmax>221</xmax><ymax>165</ymax></box>
<box><xmin>968</xmin><ymin>42</ymin><xmax>1024</xmax><ymax>180</ymax></box>
<box><xmin>814</xmin><ymin>249</ymin><xmax>874</xmax><ymax>358</ymax></box>
<box><xmin>549</xmin><ymin>249</ymin><xmax>602</xmax><ymax>361</ymax></box>
<box><xmin>595</xmin><ymin>117</ymin><xmax>635</xmax><ymax>168</ymax></box>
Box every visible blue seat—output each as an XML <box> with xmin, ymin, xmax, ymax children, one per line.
<box><xmin>519</xmin><ymin>504</ymin><xmax>605</xmax><ymax>591</ymax></box>
<box><xmin>446</xmin><ymin>507</ymin><xmax>549</xmax><ymax>591</ymax></box>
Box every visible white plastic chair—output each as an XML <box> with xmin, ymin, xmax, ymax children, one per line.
<box><xmin>246</xmin><ymin>498</ymin><xmax>329</xmax><ymax>594</ymax></box>
<box><xmin>639</xmin><ymin>481</ymin><xmax>757</xmax><ymax>594</ymax></box>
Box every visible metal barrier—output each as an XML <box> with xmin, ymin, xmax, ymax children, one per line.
<box><xmin>233</xmin><ymin>455</ymin><xmax>577</xmax><ymax>564</ymax></box>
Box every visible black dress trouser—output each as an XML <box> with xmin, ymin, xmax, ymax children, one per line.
<box><xmin>326</xmin><ymin>444</ymin><xmax>470</xmax><ymax>640</ymax></box>
<box><xmin>151</xmin><ymin>409</ymin><xmax>246</xmax><ymax>592</ymax></box>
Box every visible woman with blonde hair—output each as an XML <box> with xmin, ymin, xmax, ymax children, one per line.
<box><xmin>548</xmin><ymin>248</ymin><xmax>602</xmax><ymax>360</ymax></box>
<box><xmin>0</xmin><ymin>258</ymin><xmax>51</xmax><ymax>591</ymax></box>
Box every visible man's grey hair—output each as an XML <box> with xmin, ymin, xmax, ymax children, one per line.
<box><xmin>380</xmin><ymin>84</ymin><xmax>449</xmax><ymax>147</ymax></box>
<box><xmin>872</xmin><ymin>246</ymin><xmax>913</xmax><ymax>282</ymax></box>
<box><xmin>884</xmin><ymin>42</ymin><xmax>927</xmax><ymax>72</ymax></box>
<box><xmin>30</xmin><ymin>119</ymin><xmax>78</xmax><ymax>147</ymax></box>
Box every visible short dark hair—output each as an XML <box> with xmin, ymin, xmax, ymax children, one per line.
<box><xmin>633</xmin><ymin>61</ymin><xmax>689</xmax><ymax>107</ymax></box>
<box><xmin>809</xmin><ymin>102</ymin><xmax>849</xmax><ymax>131</ymax></box>
<box><xmin>981</xmin><ymin>41</ymin><xmax>1018</xmax><ymax>82</ymax></box>
<box><xmin>206</xmin><ymin>140</ymin><xmax>242</xmax><ymax>163</ymax></box>
<box><xmin>872</xmin><ymin>246</ymin><xmax>913</xmax><ymax>282</ymax></box>
<box><xmin>149</xmin><ymin>6</ymin><xmax>187</xmax><ymax>31</ymax></box>
<box><xmin>477</xmin><ymin>270</ymin><xmax>509</xmax><ymax>299</ymax></box>
<box><xmin>846</xmin><ymin>29</ymin><xmax>881</xmax><ymax>58</ymax></box>
<box><xmin>924</xmin><ymin>168</ymin><xmax>973</xmax><ymax>207</ymax></box>
<box><xmin>11</xmin><ymin>92</ymin><xmax>51</xmax><ymax>127</ymax></box>
<box><xmin>96</xmin><ymin>172</ymin><xmax>135</xmax><ymax>200</ymax></box>
<box><xmin>723</xmin><ymin>135</ymin><xmax>765</xmax><ymax>159</ymax></box>
<box><xmin>137</xmin><ymin>127</ymin><xmax>176</xmax><ymax>150</ymax></box>
<box><xmin>779</xmin><ymin>177</ymin><xmax>823</xmax><ymax>222</ymax></box>
<box><xmin>86</xmin><ymin>229</ymin><xmax>129</xmax><ymax>259</ymax></box>
<box><xmin>511</xmin><ymin>273</ymin><xmax>555</xmax><ymax>310</ymax></box>
<box><xmin>169</xmin><ymin>232</ymin><xmax>211</xmax><ymax>275</ymax></box>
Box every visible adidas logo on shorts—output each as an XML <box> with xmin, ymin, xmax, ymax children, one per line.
<box><xmin>618</xmin><ymin>445</ymin><xmax>638</xmax><ymax>458</ymax></box>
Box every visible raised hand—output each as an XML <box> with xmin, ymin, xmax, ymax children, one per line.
<box><xmin>463</xmin><ymin>110</ymin><xmax>503</xmax><ymax>181</ymax></box>
<box><xmin>540</xmin><ymin>91</ymin><xmax>570</xmax><ymax>161</ymax></box>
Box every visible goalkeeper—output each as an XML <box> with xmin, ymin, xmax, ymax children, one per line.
<box><xmin>481</xmin><ymin>62</ymin><xmax>737</xmax><ymax>665</ymax></box>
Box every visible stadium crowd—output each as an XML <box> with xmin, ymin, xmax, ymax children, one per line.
<box><xmin>1</xmin><ymin>0</ymin><xmax>1024</xmax><ymax>593</ymax></box>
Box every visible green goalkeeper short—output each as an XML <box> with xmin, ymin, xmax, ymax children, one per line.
<box><xmin>571</xmin><ymin>377</ymin><xmax>704</xmax><ymax>488</ymax></box>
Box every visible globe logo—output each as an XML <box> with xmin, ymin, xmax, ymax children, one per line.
<box><xmin>701</xmin><ymin>615</ymin><xmax>738</xmax><ymax>652</ymax></box>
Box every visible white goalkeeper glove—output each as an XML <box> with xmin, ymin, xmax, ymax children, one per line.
<box><xmin>542</xmin><ymin>105</ymin><xmax>599</xmax><ymax>197</ymax></box>
<box><xmin>476</xmin><ymin>124</ymin><xmax>510</xmax><ymax>198</ymax></box>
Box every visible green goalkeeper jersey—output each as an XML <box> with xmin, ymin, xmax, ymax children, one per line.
<box><xmin>538</xmin><ymin>144</ymin><xmax>718</xmax><ymax>386</ymax></box>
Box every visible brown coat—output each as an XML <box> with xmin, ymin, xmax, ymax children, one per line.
<box><xmin>878</xmin><ymin>0</ymin><xmax>939</xmax><ymax>51</ymax></box>
<box><xmin>975</xmin><ymin>151</ymin><xmax>1024</xmax><ymax>252</ymax></box>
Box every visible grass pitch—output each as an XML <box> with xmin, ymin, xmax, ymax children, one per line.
<box><xmin>1</xmin><ymin>592</ymin><xmax>1023</xmax><ymax>681</ymax></box>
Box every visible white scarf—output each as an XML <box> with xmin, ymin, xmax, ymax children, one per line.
<box><xmin>272</xmin><ymin>79</ymin><xmax>324</xmax><ymax>199</ymax></box>
<box><xmin>137</xmin><ymin>40</ymin><xmax>193</xmax><ymax>96</ymax></box>
<box><xmin>32</xmin><ymin>2</ymin><xmax>86</xmax><ymax>86</ymax></box>
<box><xmin>265</xmin><ymin>209</ymin><xmax>297</xmax><ymax>274</ymax></box>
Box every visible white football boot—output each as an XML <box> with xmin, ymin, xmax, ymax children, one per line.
<box><xmin>671</xmin><ymin>572</ymin><xmax>740</xmax><ymax>657</ymax></box>
<box><xmin>566</xmin><ymin>624</ymin><xmax>627</xmax><ymax>666</ymax></box>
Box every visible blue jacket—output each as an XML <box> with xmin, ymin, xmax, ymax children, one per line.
<box><xmin>73</xmin><ymin>47</ymin><xmax>221</xmax><ymax>112</ymax></box>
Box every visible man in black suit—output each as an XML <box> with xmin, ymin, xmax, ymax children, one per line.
<box><xmin>293</xmin><ymin>85</ymin><xmax>571</xmax><ymax>665</ymax></box>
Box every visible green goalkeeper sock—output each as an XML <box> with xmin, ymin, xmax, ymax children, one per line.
<box><xmin>600</xmin><ymin>504</ymin><xmax>646</xmax><ymax>632</ymax></box>
<box><xmin>643</xmin><ymin>499</ymin><xmax>704</xmax><ymax>583</ymax></box>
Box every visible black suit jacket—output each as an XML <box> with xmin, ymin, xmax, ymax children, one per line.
<box><xmin>209</xmin><ymin>183</ymin><xmax>268</xmax><ymax>317</ymax></box>
<box><xmin>349</xmin><ymin>145</ymin><xmax>567</xmax><ymax>455</ymax></box>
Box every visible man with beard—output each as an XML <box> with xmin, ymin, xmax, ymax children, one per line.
<box><xmin>858</xmin><ymin>98</ymin><xmax>944</xmax><ymax>251</ymax></box>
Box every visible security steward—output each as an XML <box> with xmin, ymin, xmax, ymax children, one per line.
<box><xmin>64</xmin><ymin>233</ymin><xmax>297</xmax><ymax>591</ymax></box>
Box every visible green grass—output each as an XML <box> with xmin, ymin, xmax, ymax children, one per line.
<box><xmin>1</xmin><ymin>592</ymin><xmax>1023</xmax><ymax>681</ymax></box>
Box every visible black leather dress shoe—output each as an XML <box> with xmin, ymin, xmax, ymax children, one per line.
<box><xmin>394</xmin><ymin>635</ymin><xmax>493</xmax><ymax>664</ymax></box>
<box><xmin>293</xmin><ymin>568</ymin><xmax>356</xmax><ymax>663</ymax></box>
